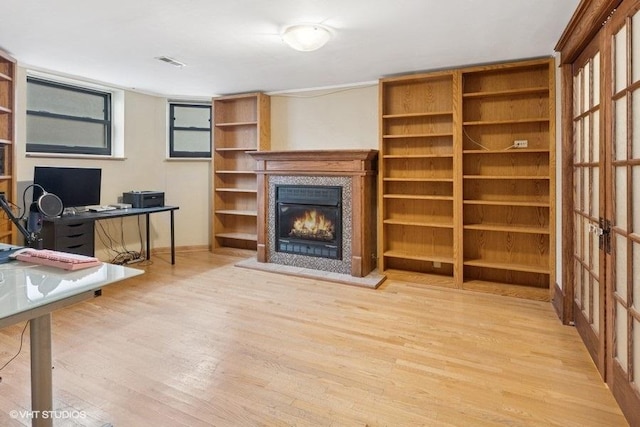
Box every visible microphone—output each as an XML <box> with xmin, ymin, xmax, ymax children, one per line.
<box><xmin>27</xmin><ymin>202</ymin><xmax>43</xmax><ymax>234</ymax></box>
<box><xmin>26</xmin><ymin>188</ymin><xmax>63</xmax><ymax>235</ymax></box>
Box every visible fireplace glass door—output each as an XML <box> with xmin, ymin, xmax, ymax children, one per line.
<box><xmin>275</xmin><ymin>185</ymin><xmax>342</xmax><ymax>260</ymax></box>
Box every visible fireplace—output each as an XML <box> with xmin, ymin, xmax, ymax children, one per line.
<box><xmin>248</xmin><ymin>149</ymin><xmax>378</xmax><ymax>278</ymax></box>
<box><xmin>275</xmin><ymin>185</ymin><xmax>342</xmax><ymax>260</ymax></box>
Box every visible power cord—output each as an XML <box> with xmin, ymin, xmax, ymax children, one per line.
<box><xmin>0</xmin><ymin>321</ymin><xmax>29</xmax><ymax>384</ymax></box>
<box><xmin>96</xmin><ymin>217</ymin><xmax>149</xmax><ymax>265</ymax></box>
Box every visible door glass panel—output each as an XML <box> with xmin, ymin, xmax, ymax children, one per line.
<box><xmin>616</xmin><ymin>302</ymin><xmax>628</xmax><ymax>371</ymax></box>
<box><xmin>634</xmin><ymin>318</ymin><xmax>640</xmax><ymax>387</ymax></box>
<box><xmin>633</xmin><ymin>12</ymin><xmax>640</xmax><ymax>83</ymax></box>
<box><xmin>594</xmin><ymin>52</ymin><xmax>601</xmax><ymax>103</ymax></box>
<box><xmin>584</xmin><ymin>168</ymin><xmax>590</xmax><ymax>215</ymax></box>
<box><xmin>634</xmin><ymin>242</ymin><xmax>640</xmax><ymax>311</ymax></box>
<box><xmin>574</xmin><ymin>73</ymin><xmax>581</xmax><ymax>113</ymax></box>
<box><xmin>584</xmin><ymin>274</ymin><xmax>591</xmax><ymax>319</ymax></box>
<box><xmin>584</xmin><ymin>63</ymin><xmax>591</xmax><ymax>110</ymax></box>
<box><xmin>633</xmin><ymin>90</ymin><xmax>640</xmax><ymax>159</ymax></box>
<box><xmin>575</xmin><ymin>259</ymin><xmax>582</xmax><ymax>303</ymax></box>
<box><xmin>593</xmin><ymin>277</ymin><xmax>600</xmax><ymax>333</ymax></box>
<box><xmin>584</xmin><ymin>115</ymin><xmax>591</xmax><ymax>162</ymax></box>
<box><xmin>615</xmin><ymin>25</ymin><xmax>628</xmax><ymax>92</ymax></box>
<box><xmin>592</xmin><ymin>167</ymin><xmax>600</xmax><ymax>218</ymax></box>
<box><xmin>575</xmin><ymin>119</ymin><xmax>583</xmax><ymax>163</ymax></box>
<box><xmin>592</xmin><ymin>230</ymin><xmax>600</xmax><ymax>274</ymax></box>
<box><xmin>574</xmin><ymin>168</ymin><xmax>581</xmax><ymax>212</ymax></box>
<box><xmin>584</xmin><ymin>219</ymin><xmax>591</xmax><ymax>268</ymax></box>
<box><xmin>593</xmin><ymin>110</ymin><xmax>600</xmax><ymax>162</ymax></box>
<box><xmin>634</xmin><ymin>166</ymin><xmax>640</xmax><ymax>234</ymax></box>
<box><xmin>615</xmin><ymin>167</ymin><xmax>627</xmax><ymax>227</ymax></box>
<box><xmin>616</xmin><ymin>234</ymin><xmax>628</xmax><ymax>301</ymax></box>
<box><xmin>615</xmin><ymin>97</ymin><xmax>628</xmax><ymax>160</ymax></box>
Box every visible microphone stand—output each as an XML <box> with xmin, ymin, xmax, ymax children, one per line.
<box><xmin>0</xmin><ymin>194</ymin><xmax>43</xmax><ymax>249</ymax></box>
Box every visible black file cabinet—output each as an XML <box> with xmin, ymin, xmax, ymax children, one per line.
<box><xmin>41</xmin><ymin>220</ymin><xmax>95</xmax><ymax>256</ymax></box>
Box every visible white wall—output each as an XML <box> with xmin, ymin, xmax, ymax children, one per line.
<box><xmin>13</xmin><ymin>67</ymin><xmax>377</xmax><ymax>260</ymax></box>
<box><xmin>14</xmin><ymin>67</ymin><xmax>211</xmax><ymax>260</ymax></box>
<box><xmin>270</xmin><ymin>84</ymin><xmax>378</xmax><ymax>150</ymax></box>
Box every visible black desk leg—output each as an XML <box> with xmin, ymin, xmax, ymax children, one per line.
<box><xmin>170</xmin><ymin>210</ymin><xmax>175</xmax><ymax>265</ymax></box>
<box><xmin>146</xmin><ymin>213</ymin><xmax>150</xmax><ymax>260</ymax></box>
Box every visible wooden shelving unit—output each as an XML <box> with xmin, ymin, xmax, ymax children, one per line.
<box><xmin>0</xmin><ymin>50</ymin><xmax>16</xmax><ymax>244</ymax></box>
<box><xmin>212</xmin><ymin>92</ymin><xmax>270</xmax><ymax>250</ymax></box>
<box><xmin>379</xmin><ymin>58</ymin><xmax>555</xmax><ymax>299</ymax></box>
<box><xmin>378</xmin><ymin>71</ymin><xmax>459</xmax><ymax>278</ymax></box>
<box><xmin>461</xmin><ymin>59</ymin><xmax>555</xmax><ymax>297</ymax></box>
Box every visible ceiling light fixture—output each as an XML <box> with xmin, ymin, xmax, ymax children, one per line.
<box><xmin>282</xmin><ymin>24</ymin><xmax>331</xmax><ymax>52</ymax></box>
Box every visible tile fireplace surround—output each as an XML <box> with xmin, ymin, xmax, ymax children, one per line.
<box><xmin>248</xmin><ymin>150</ymin><xmax>378</xmax><ymax>278</ymax></box>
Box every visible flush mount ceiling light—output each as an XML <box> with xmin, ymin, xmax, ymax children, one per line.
<box><xmin>282</xmin><ymin>24</ymin><xmax>331</xmax><ymax>52</ymax></box>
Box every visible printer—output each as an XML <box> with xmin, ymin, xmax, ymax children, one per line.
<box><xmin>123</xmin><ymin>191</ymin><xmax>165</xmax><ymax>208</ymax></box>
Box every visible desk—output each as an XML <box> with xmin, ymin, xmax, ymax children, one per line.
<box><xmin>42</xmin><ymin>206</ymin><xmax>178</xmax><ymax>264</ymax></box>
<box><xmin>0</xmin><ymin>260</ymin><xmax>143</xmax><ymax>427</ymax></box>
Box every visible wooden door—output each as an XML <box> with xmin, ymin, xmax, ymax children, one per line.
<box><xmin>606</xmin><ymin>2</ymin><xmax>640</xmax><ymax>422</ymax></box>
<box><xmin>572</xmin><ymin>37</ymin><xmax>606</xmax><ymax>374</ymax></box>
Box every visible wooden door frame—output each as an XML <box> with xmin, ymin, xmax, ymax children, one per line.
<box><xmin>557</xmin><ymin>1</ymin><xmax>640</xmax><ymax>425</ymax></box>
<box><xmin>555</xmin><ymin>0</ymin><xmax>622</xmax><ymax>324</ymax></box>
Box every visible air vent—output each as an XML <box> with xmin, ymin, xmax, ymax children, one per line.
<box><xmin>155</xmin><ymin>56</ymin><xmax>187</xmax><ymax>68</ymax></box>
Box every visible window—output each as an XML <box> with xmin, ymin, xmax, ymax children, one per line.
<box><xmin>26</xmin><ymin>76</ymin><xmax>112</xmax><ymax>155</ymax></box>
<box><xmin>169</xmin><ymin>103</ymin><xmax>211</xmax><ymax>158</ymax></box>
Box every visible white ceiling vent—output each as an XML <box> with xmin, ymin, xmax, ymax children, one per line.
<box><xmin>155</xmin><ymin>56</ymin><xmax>187</xmax><ymax>68</ymax></box>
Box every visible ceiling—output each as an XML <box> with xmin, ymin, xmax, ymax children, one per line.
<box><xmin>1</xmin><ymin>0</ymin><xmax>579</xmax><ymax>98</ymax></box>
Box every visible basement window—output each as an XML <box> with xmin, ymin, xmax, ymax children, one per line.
<box><xmin>26</xmin><ymin>76</ymin><xmax>113</xmax><ymax>156</ymax></box>
<box><xmin>168</xmin><ymin>103</ymin><xmax>211</xmax><ymax>158</ymax></box>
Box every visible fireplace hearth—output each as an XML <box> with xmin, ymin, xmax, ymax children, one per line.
<box><xmin>275</xmin><ymin>185</ymin><xmax>342</xmax><ymax>260</ymax></box>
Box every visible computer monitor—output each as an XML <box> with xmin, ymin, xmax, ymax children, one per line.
<box><xmin>33</xmin><ymin>166</ymin><xmax>102</xmax><ymax>209</ymax></box>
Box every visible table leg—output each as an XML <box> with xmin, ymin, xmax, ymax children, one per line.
<box><xmin>170</xmin><ymin>210</ymin><xmax>175</xmax><ymax>265</ymax></box>
<box><xmin>146</xmin><ymin>213</ymin><xmax>151</xmax><ymax>261</ymax></box>
<box><xmin>30</xmin><ymin>314</ymin><xmax>53</xmax><ymax>427</ymax></box>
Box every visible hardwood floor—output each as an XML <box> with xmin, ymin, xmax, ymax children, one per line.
<box><xmin>0</xmin><ymin>251</ymin><xmax>628</xmax><ymax>426</ymax></box>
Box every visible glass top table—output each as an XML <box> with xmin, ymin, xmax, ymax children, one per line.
<box><xmin>0</xmin><ymin>253</ymin><xmax>143</xmax><ymax>427</ymax></box>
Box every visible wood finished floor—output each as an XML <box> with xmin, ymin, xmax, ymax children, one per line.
<box><xmin>0</xmin><ymin>251</ymin><xmax>628</xmax><ymax>426</ymax></box>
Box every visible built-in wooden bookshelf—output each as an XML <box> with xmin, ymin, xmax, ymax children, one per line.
<box><xmin>378</xmin><ymin>71</ymin><xmax>459</xmax><ymax>278</ymax></box>
<box><xmin>212</xmin><ymin>93</ymin><xmax>270</xmax><ymax>250</ymax></box>
<box><xmin>379</xmin><ymin>58</ymin><xmax>555</xmax><ymax>300</ymax></box>
<box><xmin>0</xmin><ymin>50</ymin><xmax>16</xmax><ymax>244</ymax></box>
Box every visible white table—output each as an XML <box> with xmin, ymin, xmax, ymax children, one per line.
<box><xmin>0</xmin><ymin>258</ymin><xmax>143</xmax><ymax>427</ymax></box>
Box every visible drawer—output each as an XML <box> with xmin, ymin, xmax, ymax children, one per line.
<box><xmin>57</xmin><ymin>232</ymin><xmax>94</xmax><ymax>248</ymax></box>
<box><xmin>55</xmin><ymin>221</ymin><xmax>94</xmax><ymax>237</ymax></box>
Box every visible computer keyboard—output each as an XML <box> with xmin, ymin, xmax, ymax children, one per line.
<box><xmin>87</xmin><ymin>205</ymin><xmax>117</xmax><ymax>212</ymax></box>
<box><xmin>12</xmin><ymin>249</ymin><xmax>102</xmax><ymax>270</ymax></box>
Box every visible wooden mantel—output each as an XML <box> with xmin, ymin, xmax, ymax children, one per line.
<box><xmin>249</xmin><ymin>149</ymin><xmax>378</xmax><ymax>277</ymax></box>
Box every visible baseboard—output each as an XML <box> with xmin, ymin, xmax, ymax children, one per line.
<box><xmin>150</xmin><ymin>245</ymin><xmax>209</xmax><ymax>254</ymax></box>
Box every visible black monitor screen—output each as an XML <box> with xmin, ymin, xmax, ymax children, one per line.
<box><xmin>33</xmin><ymin>166</ymin><xmax>101</xmax><ymax>209</ymax></box>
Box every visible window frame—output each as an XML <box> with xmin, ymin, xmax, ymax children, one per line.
<box><xmin>26</xmin><ymin>76</ymin><xmax>113</xmax><ymax>156</ymax></box>
<box><xmin>168</xmin><ymin>102</ymin><xmax>212</xmax><ymax>158</ymax></box>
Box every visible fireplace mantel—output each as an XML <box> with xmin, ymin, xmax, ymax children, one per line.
<box><xmin>249</xmin><ymin>149</ymin><xmax>378</xmax><ymax>277</ymax></box>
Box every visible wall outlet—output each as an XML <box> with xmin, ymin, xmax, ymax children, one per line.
<box><xmin>514</xmin><ymin>140</ymin><xmax>528</xmax><ymax>148</ymax></box>
<box><xmin>433</xmin><ymin>261</ymin><xmax>441</xmax><ymax>268</ymax></box>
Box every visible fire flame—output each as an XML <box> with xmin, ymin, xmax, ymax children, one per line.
<box><xmin>290</xmin><ymin>209</ymin><xmax>334</xmax><ymax>240</ymax></box>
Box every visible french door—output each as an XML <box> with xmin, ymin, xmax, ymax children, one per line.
<box><xmin>607</xmin><ymin>2</ymin><xmax>640</xmax><ymax>418</ymax></box>
<box><xmin>563</xmin><ymin>0</ymin><xmax>640</xmax><ymax>423</ymax></box>
<box><xmin>572</xmin><ymin>37</ymin><xmax>605</xmax><ymax>374</ymax></box>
